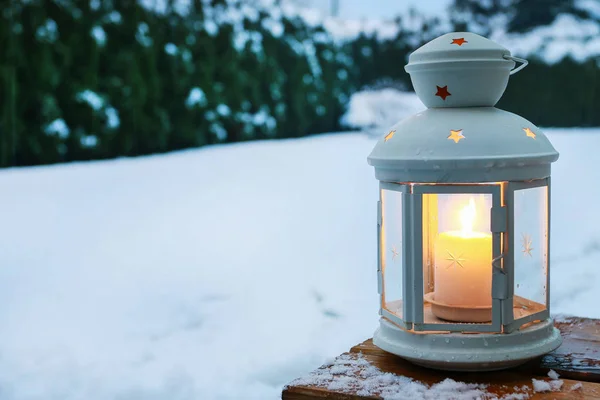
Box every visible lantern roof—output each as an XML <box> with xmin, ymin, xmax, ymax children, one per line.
<box><xmin>367</xmin><ymin>107</ymin><xmax>559</xmax><ymax>183</ymax></box>
<box><xmin>368</xmin><ymin>31</ymin><xmax>558</xmax><ymax>183</ymax></box>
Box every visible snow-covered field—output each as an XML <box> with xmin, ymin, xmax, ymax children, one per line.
<box><xmin>0</xmin><ymin>127</ymin><xmax>599</xmax><ymax>399</ymax></box>
<box><xmin>341</xmin><ymin>89</ymin><xmax>425</xmax><ymax>134</ymax></box>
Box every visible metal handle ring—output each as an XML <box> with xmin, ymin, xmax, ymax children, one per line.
<box><xmin>503</xmin><ymin>55</ymin><xmax>529</xmax><ymax>75</ymax></box>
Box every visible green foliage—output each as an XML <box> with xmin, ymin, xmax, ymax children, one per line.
<box><xmin>447</xmin><ymin>0</ymin><xmax>600</xmax><ymax>126</ymax></box>
<box><xmin>0</xmin><ymin>0</ymin><xmax>354</xmax><ymax>167</ymax></box>
<box><xmin>498</xmin><ymin>57</ymin><xmax>600</xmax><ymax>127</ymax></box>
<box><xmin>0</xmin><ymin>0</ymin><xmax>599</xmax><ymax>168</ymax></box>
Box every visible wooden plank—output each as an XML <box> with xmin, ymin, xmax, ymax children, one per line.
<box><xmin>282</xmin><ymin>386</ymin><xmax>378</xmax><ymax>400</ymax></box>
<box><xmin>284</xmin><ymin>317</ymin><xmax>600</xmax><ymax>399</ymax></box>
<box><xmin>283</xmin><ymin>345</ymin><xmax>600</xmax><ymax>399</ymax></box>
<box><xmin>345</xmin><ymin>341</ymin><xmax>600</xmax><ymax>398</ymax></box>
<box><xmin>282</xmin><ymin>390</ymin><xmax>597</xmax><ymax>400</ymax></box>
<box><xmin>539</xmin><ymin>317</ymin><xmax>600</xmax><ymax>382</ymax></box>
<box><xmin>283</xmin><ymin>380</ymin><xmax>600</xmax><ymax>399</ymax></box>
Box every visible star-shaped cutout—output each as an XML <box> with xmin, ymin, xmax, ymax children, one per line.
<box><xmin>446</xmin><ymin>250</ymin><xmax>466</xmax><ymax>269</ymax></box>
<box><xmin>523</xmin><ymin>127</ymin><xmax>536</xmax><ymax>139</ymax></box>
<box><xmin>435</xmin><ymin>85</ymin><xmax>451</xmax><ymax>100</ymax></box>
<box><xmin>447</xmin><ymin>129</ymin><xmax>465</xmax><ymax>143</ymax></box>
<box><xmin>521</xmin><ymin>233</ymin><xmax>534</xmax><ymax>257</ymax></box>
<box><xmin>451</xmin><ymin>38</ymin><xmax>467</xmax><ymax>46</ymax></box>
<box><xmin>384</xmin><ymin>130</ymin><xmax>396</xmax><ymax>142</ymax></box>
<box><xmin>391</xmin><ymin>246</ymin><xmax>399</xmax><ymax>261</ymax></box>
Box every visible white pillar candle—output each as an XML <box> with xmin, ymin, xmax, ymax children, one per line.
<box><xmin>434</xmin><ymin>198</ymin><xmax>492</xmax><ymax>307</ymax></box>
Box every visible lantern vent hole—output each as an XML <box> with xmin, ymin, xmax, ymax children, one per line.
<box><xmin>524</xmin><ymin>127</ymin><xmax>536</xmax><ymax>139</ymax></box>
<box><xmin>451</xmin><ymin>38</ymin><xmax>467</xmax><ymax>46</ymax></box>
<box><xmin>385</xmin><ymin>130</ymin><xmax>396</xmax><ymax>142</ymax></box>
<box><xmin>448</xmin><ymin>129</ymin><xmax>465</xmax><ymax>143</ymax></box>
<box><xmin>435</xmin><ymin>85</ymin><xmax>451</xmax><ymax>100</ymax></box>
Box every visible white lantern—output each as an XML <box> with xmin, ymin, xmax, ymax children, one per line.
<box><xmin>368</xmin><ymin>32</ymin><xmax>562</xmax><ymax>371</ymax></box>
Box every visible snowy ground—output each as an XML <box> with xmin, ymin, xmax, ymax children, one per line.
<box><xmin>0</xmin><ymin>127</ymin><xmax>599</xmax><ymax>399</ymax></box>
<box><xmin>341</xmin><ymin>89</ymin><xmax>425</xmax><ymax>134</ymax></box>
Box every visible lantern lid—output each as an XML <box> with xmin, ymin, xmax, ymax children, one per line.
<box><xmin>405</xmin><ymin>32</ymin><xmax>511</xmax><ymax>69</ymax></box>
<box><xmin>367</xmin><ymin>107</ymin><xmax>559</xmax><ymax>183</ymax></box>
<box><xmin>404</xmin><ymin>32</ymin><xmax>526</xmax><ymax>108</ymax></box>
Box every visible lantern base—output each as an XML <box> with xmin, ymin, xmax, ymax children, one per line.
<box><xmin>373</xmin><ymin>318</ymin><xmax>562</xmax><ymax>371</ymax></box>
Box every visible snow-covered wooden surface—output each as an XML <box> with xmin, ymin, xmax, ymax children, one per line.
<box><xmin>283</xmin><ymin>316</ymin><xmax>600</xmax><ymax>399</ymax></box>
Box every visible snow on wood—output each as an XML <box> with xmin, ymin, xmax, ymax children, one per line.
<box><xmin>287</xmin><ymin>352</ymin><xmax>531</xmax><ymax>400</ymax></box>
<box><xmin>531</xmin><ymin>378</ymin><xmax>564</xmax><ymax>393</ymax></box>
<box><xmin>571</xmin><ymin>382</ymin><xmax>584</xmax><ymax>391</ymax></box>
<box><xmin>547</xmin><ymin>369</ymin><xmax>560</xmax><ymax>380</ymax></box>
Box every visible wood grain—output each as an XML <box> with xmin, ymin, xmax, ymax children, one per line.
<box><xmin>539</xmin><ymin>317</ymin><xmax>600</xmax><ymax>382</ymax></box>
<box><xmin>283</xmin><ymin>317</ymin><xmax>600</xmax><ymax>399</ymax></box>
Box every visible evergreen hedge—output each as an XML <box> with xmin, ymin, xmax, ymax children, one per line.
<box><xmin>0</xmin><ymin>0</ymin><xmax>355</xmax><ymax>166</ymax></box>
<box><xmin>0</xmin><ymin>0</ymin><xmax>598</xmax><ymax>168</ymax></box>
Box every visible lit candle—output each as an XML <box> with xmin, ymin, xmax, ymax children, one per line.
<box><xmin>434</xmin><ymin>198</ymin><xmax>492</xmax><ymax>308</ymax></box>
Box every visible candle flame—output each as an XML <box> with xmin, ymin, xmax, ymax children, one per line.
<box><xmin>459</xmin><ymin>198</ymin><xmax>477</xmax><ymax>235</ymax></box>
<box><xmin>442</xmin><ymin>195</ymin><xmax>490</xmax><ymax>239</ymax></box>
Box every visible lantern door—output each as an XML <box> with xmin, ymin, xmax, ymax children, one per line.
<box><xmin>379</xmin><ymin>183</ymin><xmax>410</xmax><ymax>329</ymax></box>
<box><xmin>412</xmin><ymin>184</ymin><xmax>504</xmax><ymax>333</ymax></box>
<box><xmin>504</xmin><ymin>179</ymin><xmax>550</xmax><ymax>332</ymax></box>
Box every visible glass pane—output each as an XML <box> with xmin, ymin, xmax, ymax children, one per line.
<box><xmin>423</xmin><ymin>192</ymin><xmax>493</xmax><ymax>324</ymax></box>
<box><xmin>381</xmin><ymin>189</ymin><xmax>403</xmax><ymax>320</ymax></box>
<box><xmin>513</xmin><ymin>186</ymin><xmax>548</xmax><ymax>320</ymax></box>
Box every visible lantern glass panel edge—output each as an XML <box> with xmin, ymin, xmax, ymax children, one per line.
<box><xmin>379</xmin><ymin>183</ymin><xmax>409</xmax><ymax>329</ymax></box>
<box><xmin>504</xmin><ymin>178</ymin><xmax>550</xmax><ymax>332</ymax></box>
